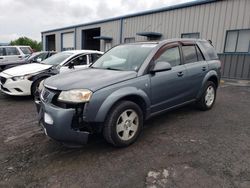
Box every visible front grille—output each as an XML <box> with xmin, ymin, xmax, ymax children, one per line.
<box><xmin>0</xmin><ymin>77</ymin><xmax>7</xmax><ymax>85</ymax></box>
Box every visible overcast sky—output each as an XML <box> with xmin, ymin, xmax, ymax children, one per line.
<box><xmin>0</xmin><ymin>0</ymin><xmax>195</xmax><ymax>43</ymax></box>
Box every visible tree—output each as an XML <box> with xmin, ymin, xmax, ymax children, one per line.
<box><xmin>10</xmin><ymin>37</ymin><xmax>42</xmax><ymax>51</ymax></box>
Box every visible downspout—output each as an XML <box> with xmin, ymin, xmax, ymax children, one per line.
<box><xmin>120</xmin><ymin>18</ymin><xmax>124</xmax><ymax>44</ymax></box>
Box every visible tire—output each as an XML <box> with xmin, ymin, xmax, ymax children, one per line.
<box><xmin>31</xmin><ymin>77</ymin><xmax>46</xmax><ymax>97</ymax></box>
<box><xmin>103</xmin><ymin>100</ymin><xmax>143</xmax><ymax>147</ymax></box>
<box><xmin>196</xmin><ymin>81</ymin><xmax>217</xmax><ymax>111</ymax></box>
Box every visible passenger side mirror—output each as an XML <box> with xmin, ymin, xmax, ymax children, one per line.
<box><xmin>151</xmin><ymin>61</ymin><xmax>172</xmax><ymax>73</ymax></box>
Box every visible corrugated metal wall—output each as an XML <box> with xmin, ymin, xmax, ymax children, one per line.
<box><xmin>219</xmin><ymin>54</ymin><xmax>250</xmax><ymax>80</ymax></box>
<box><xmin>122</xmin><ymin>0</ymin><xmax>250</xmax><ymax>53</ymax></box>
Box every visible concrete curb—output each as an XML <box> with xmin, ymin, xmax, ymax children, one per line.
<box><xmin>221</xmin><ymin>79</ymin><xmax>250</xmax><ymax>87</ymax></box>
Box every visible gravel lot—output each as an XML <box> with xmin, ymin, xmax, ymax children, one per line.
<box><xmin>0</xmin><ymin>82</ymin><xmax>250</xmax><ymax>188</ymax></box>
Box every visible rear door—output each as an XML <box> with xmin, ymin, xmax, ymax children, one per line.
<box><xmin>150</xmin><ymin>43</ymin><xmax>190</xmax><ymax>113</ymax></box>
<box><xmin>181</xmin><ymin>42</ymin><xmax>208</xmax><ymax>99</ymax></box>
<box><xmin>4</xmin><ymin>47</ymin><xmax>23</xmax><ymax>62</ymax></box>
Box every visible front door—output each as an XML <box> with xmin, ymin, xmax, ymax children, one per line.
<box><xmin>150</xmin><ymin>44</ymin><xmax>189</xmax><ymax>113</ymax></box>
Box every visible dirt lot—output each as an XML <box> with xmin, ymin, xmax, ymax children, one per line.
<box><xmin>0</xmin><ymin>82</ymin><xmax>250</xmax><ymax>188</ymax></box>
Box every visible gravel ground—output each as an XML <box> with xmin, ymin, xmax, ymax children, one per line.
<box><xmin>0</xmin><ymin>82</ymin><xmax>250</xmax><ymax>188</ymax></box>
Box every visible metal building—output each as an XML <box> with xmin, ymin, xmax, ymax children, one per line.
<box><xmin>41</xmin><ymin>0</ymin><xmax>250</xmax><ymax>80</ymax></box>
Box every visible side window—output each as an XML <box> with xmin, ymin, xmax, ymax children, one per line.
<box><xmin>0</xmin><ymin>48</ymin><xmax>6</xmax><ymax>56</ymax></box>
<box><xmin>155</xmin><ymin>47</ymin><xmax>181</xmax><ymax>67</ymax></box>
<box><xmin>71</xmin><ymin>55</ymin><xmax>87</xmax><ymax>66</ymax></box>
<box><xmin>182</xmin><ymin>45</ymin><xmax>198</xmax><ymax>64</ymax></box>
<box><xmin>90</xmin><ymin>53</ymin><xmax>102</xmax><ymax>63</ymax></box>
<box><xmin>5</xmin><ymin>47</ymin><xmax>20</xmax><ymax>56</ymax></box>
<box><xmin>196</xmin><ymin>46</ymin><xmax>205</xmax><ymax>61</ymax></box>
<box><xmin>33</xmin><ymin>53</ymin><xmax>47</xmax><ymax>62</ymax></box>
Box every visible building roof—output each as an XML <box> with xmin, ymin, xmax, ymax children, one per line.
<box><xmin>42</xmin><ymin>0</ymin><xmax>217</xmax><ymax>34</ymax></box>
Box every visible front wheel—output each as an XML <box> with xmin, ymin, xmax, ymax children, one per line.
<box><xmin>196</xmin><ymin>81</ymin><xmax>217</xmax><ymax>111</ymax></box>
<box><xmin>103</xmin><ymin>101</ymin><xmax>143</xmax><ymax>147</ymax></box>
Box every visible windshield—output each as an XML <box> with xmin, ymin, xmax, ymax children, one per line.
<box><xmin>92</xmin><ymin>44</ymin><xmax>157</xmax><ymax>71</ymax></box>
<box><xmin>41</xmin><ymin>52</ymin><xmax>73</xmax><ymax>65</ymax></box>
<box><xmin>20</xmin><ymin>47</ymin><xmax>32</xmax><ymax>55</ymax></box>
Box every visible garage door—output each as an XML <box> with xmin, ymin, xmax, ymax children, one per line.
<box><xmin>62</xmin><ymin>32</ymin><xmax>74</xmax><ymax>51</ymax></box>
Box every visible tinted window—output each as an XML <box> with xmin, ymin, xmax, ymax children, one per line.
<box><xmin>199</xmin><ymin>41</ymin><xmax>218</xmax><ymax>60</ymax></box>
<box><xmin>182</xmin><ymin>45</ymin><xmax>198</xmax><ymax>64</ymax></box>
<box><xmin>90</xmin><ymin>53</ymin><xmax>102</xmax><ymax>63</ymax></box>
<box><xmin>155</xmin><ymin>47</ymin><xmax>181</xmax><ymax>67</ymax></box>
<box><xmin>33</xmin><ymin>53</ymin><xmax>47</xmax><ymax>62</ymax></box>
<box><xmin>70</xmin><ymin>55</ymin><xmax>87</xmax><ymax>66</ymax></box>
<box><xmin>0</xmin><ymin>48</ymin><xmax>6</xmax><ymax>56</ymax></box>
<box><xmin>6</xmin><ymin>47</ymin><xmax>20</xmax><ymax>55</ymax></box>
<box><xmin>20</xmin><ymin>47</ymin><xmax>32</xmax><ymax>55</ymax></box>
<box><xmin>196</xmin><ymin>46</ymin><xmax>205</xmax><ymax>61</ymax></box>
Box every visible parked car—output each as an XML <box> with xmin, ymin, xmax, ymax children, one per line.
<box><xmin>36</xmin><ymin>39</ymin><xmax>221</xmax><ymax>147</ymax></box>
<box><xmin>0</xmin><ymin>51</ymin><xmax>57</xmax><ymax>72</ymax></box>
<box><xmin>0</xmin><ymin>46</ymin><xmax>33</xmax><ymax>63</ymax></box>
<box><xmin>0</xmin><ymin>50</ymin><xmax>103</xmax><ymax>96</ymax></box>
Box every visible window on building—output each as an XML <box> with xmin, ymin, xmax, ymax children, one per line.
<box><xmin>124</xmin><ymin>37</ymin><xmax>135</xmax><ymax>43</ymax></box>
<box><xmin>181</xmin><ymin>33</ymin><xmax>200</xmax><ymax>39</ymax></box>
<box><xmin>224</xmin><ymin>29</ymin><xmax>250</xmax><ymax>53</ymax></box>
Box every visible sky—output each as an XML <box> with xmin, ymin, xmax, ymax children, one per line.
<box><xmin>0</xmin><ymin>0</ymin><xmax>195</xmax><ymax>43</ymax></box>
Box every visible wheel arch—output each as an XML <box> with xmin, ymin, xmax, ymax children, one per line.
<box><xmin>94</xmin><ymin>87</ymin><xmax>151</xmax><ymax>122</ymax></box>
<box><xmin>196</xmin><ymin>70</ymin><xmax>219</xmax><ymax>99</ymax></box>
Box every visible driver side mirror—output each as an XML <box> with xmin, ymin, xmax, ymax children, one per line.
<box><xmin>36</xmin><ymin>58</ymin><xmax>42</xmax><ymax>63</ymax></box>
<box><xmin>68</xmin><ymin>62</ymin><xmax>75</xmax><ymax>69</ymax></box>
<box><xmin>150</xmin><ymin>61</ymin><xmax>172</xmax><ymax>73</ymax></box>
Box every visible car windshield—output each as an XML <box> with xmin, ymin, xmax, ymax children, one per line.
<box><xmin>41</xmin><ymin>52</ymin><xmax>73</xmax><ymax>65</ymax></box>
<box><xmin>20</xmin><ymin>47</ymin><xmax>32</xmax><ymax>55</ymax></box>
<box><xmin>91</xmin><ymin>44</ymin><xmax>157</xmax><ymax>71</ymax></box>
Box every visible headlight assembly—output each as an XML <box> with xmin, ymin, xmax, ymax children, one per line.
<box><xmin>12</xmin><ymin>74</ymin><xmax>32</xmax><ymax>81</ymax></box>
<box><xmin>58</xmin><ymin>89</ymin><xmax>92</xmax><ymax>103</ymax></box>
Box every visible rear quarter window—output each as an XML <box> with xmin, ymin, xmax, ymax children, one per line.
<box><xmin>198</xmin><ymin>41</ymin><xmax>218</xmax><ymax>60</ymax></box>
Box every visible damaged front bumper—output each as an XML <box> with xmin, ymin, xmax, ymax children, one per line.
<box><xmin>36</xmin><ymin>87</ymin><xmax>92</xmax><ymax>145</ymax></box>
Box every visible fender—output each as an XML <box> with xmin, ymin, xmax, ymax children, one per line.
<box><xmin>196</xmin><ymin>70</ymin><xmax>218</xmax><ymax>99</ymax></box>
<box><xmin>94</xmin><ymin>87</ymin><xmax>151</xmax><ymax>122</ymax></box>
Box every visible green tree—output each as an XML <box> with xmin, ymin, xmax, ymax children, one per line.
<box><xmin>10</xmin><ymin>37</ymin><xmax>42</xmax><ymax>51</ymax></box>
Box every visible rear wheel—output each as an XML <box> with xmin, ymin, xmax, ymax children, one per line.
<box><xmin>196</xmin><ymin>81</ymin><xmax>217</xmax><ymax>110</ymax></box>
<box><xmin>103</xmin><ymin>101</ymin><xmax>143</xmax><ymax>147</ymax></box>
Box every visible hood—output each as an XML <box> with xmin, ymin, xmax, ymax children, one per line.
<box><xmin>44</xmin><ymin>68</ymin><xmax>137</xmax><ymax>92</ymax></box>
<box><xmin>3</xmin><ymin>63</ymin><xmax>52</xmax><ymax>76</ymax></box>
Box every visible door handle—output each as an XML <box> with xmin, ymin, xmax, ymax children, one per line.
<box><xmin>18</xmin><ymin>56</ymin><xmax>22</xmax><ymax>58</ymax></box>
<box><xmin>202</xmin><ymin>67</ymin><xmax>207</xmax><ymax>71</ymax></box>
<box><xmin>177</xmin><ymin>71</ymin><xmax>184</xmax><ymax>77</ymax></box>
<box><xmin>0</xmin><ymin>57</ymin><xmax>3</xmax><ymax>59</ymax></box>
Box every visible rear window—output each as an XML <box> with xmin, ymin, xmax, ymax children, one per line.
<box><xmin>199</xmin><ymin>41</ymin><xmax>218</xmax><ymax>60</ymax></box>
<box><xmin>20</xmin><ymin>47</ymin><xmax>32</xmax><ymax>55</ymax></box>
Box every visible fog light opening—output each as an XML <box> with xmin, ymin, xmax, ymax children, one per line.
<box><xmin>44</xmin><ymin>113</ymin><xmax>54</xmax><ymax>125</ymax></box>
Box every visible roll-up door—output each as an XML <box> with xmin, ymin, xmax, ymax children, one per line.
<box><xmin>62</xmin><ymin>32</ymin><xmax>74</xmax><ymax>51</ymax></box>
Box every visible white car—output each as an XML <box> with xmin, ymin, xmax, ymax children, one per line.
<box><xmin>0</xmin><ymin>46</ymin><xmax>33</xmax><ymax>63</ymax></box>
<box><xmin>0</xmin><ymin>50</ymin><xmax>103</xmax><ymax>96</ymax></box>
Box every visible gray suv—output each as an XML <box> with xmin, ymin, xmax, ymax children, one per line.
<box><xmin>37</xmin><ymin>39</ymin><xmax>221</xmax><ymax>147</ymax></box>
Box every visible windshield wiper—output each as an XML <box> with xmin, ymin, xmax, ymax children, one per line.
<box><xmin>105</xmin><ymin>67</ymin><xmax>122</xmax><ymax>71</ymax></box>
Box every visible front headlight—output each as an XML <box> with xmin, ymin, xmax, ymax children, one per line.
<box><xmin>12</xmin><ymin>74</ymin><xmax>32</xmax><ymax>81</ymax></box>
<box><xmin>58</xmin><ymin>89</ymin><xmax>92</xmax><ymax>103</ymax></box>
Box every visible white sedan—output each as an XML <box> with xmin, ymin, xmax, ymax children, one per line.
<box><xmin>0</xmin><ymin>50</ymin><xmax>103</xmax><ymax>96</ymax></box>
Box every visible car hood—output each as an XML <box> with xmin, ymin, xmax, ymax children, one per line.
<box><xmin>2</xmin><ymin>63</ymin><xmax>52</xmax><ymax>76</ymax></box>
<box><xmin>44</xmin><ymin>68</ymin><xmax>137</xmax><ymax>92</ymax></box>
